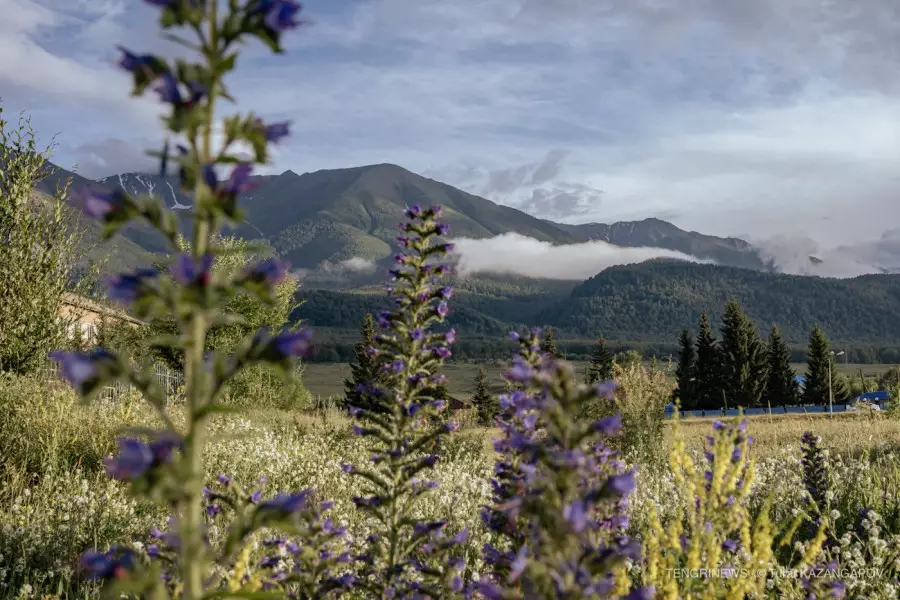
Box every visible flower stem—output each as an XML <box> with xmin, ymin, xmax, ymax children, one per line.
<box><xmin>181</xmin><ymin>2</ymin><xmax>219</xmax><ymax>597</ymax></box>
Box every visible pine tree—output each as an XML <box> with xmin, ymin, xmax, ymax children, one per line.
<box><xmin>719</xmin><ymin>299</ymin><xmax>767</xmax><ymax>408</ymax></box>
<box><xmin>694</xmin><ymin>312</ymin><xmax>722</xmax><ymax>410</ymax></box>
<box><xmin>803</xmin><ymin>324</ymin><xmax>850</xmax><ymax>405</ymax></box>
<box><xmin>343</xmin><ymin>313</ymin><xmax>383</xmax><ymax>412</ymax></box>
<box><xmin>674</xmin><ymin>328</ymin><xmax>696</xmax><ymax>410</ymax></box>
<box><xmin>584</xmin><ymin>332</ymin><xmax>614</xmax><ymax>385</ymax></box>
<box><xmin>471</xmin><ymin>368</ymin><xmax>497</xmax><ymax>426</ymax></box>
<box><xmin>763</xmin><ymin>324</ymin><xmax>798</xmax><ymax>408</ymax></box>
<box><xmin>541</xmin><ymin>326</ymin><xmax>558</xmax><ymax>359</ymax></box>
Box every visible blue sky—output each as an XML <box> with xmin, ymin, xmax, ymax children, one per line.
<box><xmin>4</xmin><ymin>0</ymin><xmax>900</xmax><ymax>274</ymax></box>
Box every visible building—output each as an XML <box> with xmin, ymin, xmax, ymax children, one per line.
<box><xmin>58</xmin><ymin>293</ymin><xmax>145</xmax><ymax>344</ymax></box>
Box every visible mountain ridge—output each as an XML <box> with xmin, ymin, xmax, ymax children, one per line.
<box><xmin>46</xmin><ymin>160</ymin><xmax>770</xmax><ymax>276</ymax></box>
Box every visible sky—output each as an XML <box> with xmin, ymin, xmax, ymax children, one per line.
<box><xmin>3</xmin><ymin>0</ymin><xmax>900</xmax><ymax>276</ymax></box>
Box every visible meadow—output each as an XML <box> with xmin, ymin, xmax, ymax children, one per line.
<box><xmin>301</xmin><ymin>361</ymin><xmax>896</xmax><ymax>402</ymax></box>
<box><xmin>4</xmin><ymin>365</ymin><xmax>900</xmax><ymax>598</ymax></box>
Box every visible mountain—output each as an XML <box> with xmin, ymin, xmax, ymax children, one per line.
<box><xmin>295</xmin><ymin>259</ymin><xmax>900</xmax><ymax>363</ymax></box>
<box><xmin>55</xmin><ymin>161</ymin><xmax>768</xmax><ymax>274</ymax></box>
<box><xmin>536</xmin><ymin>259</ymin><xmax>900</xmax><ymax>345</ymax></box>
<box><xmin>553</xmin><ymin>218</ymin><xmax>769</xmax><ymax>271</ymax></box>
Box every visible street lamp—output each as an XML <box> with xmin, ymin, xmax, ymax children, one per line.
<box><xmin>829</xmin><ymin>350</ymin><xmax>845</xmax><ymax>417</ymax></box>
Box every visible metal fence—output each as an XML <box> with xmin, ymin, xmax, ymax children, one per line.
<box><xmin>668</xmin><ymin>402</ymin><xmax>889</xmax><ymax>419</ymax></box>
<box><xmin>42</xmin><ymin>360</ymin><xmax>184</xmax><ymax>404</ymax></box>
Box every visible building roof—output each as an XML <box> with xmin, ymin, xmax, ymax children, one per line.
<box><xmin>61</xmin><ymin>292</ymin><xmax>146</xmax><ymax>326</ymax></box>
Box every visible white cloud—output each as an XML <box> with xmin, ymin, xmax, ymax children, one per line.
<box><xmin>452</xmin><ymin>233</ymin><xmax>708</xmax><ymax>280</ymax></box>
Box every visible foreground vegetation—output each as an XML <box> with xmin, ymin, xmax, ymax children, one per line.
<box><xmin>5</xmin><ymin>372</ymin><xmax>900</xmax><ymax>598</ymax></box>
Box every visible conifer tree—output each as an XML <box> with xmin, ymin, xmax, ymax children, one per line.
<box><xmin>802</xmin><ymin>324</ymin><xmax>848</xmax><ymax>405</ymax></box>
<box><xmin>584</xmin><ymin>332</ymin><xmax>614</xmax><ymax>385</ymax></box>
<box><xmin>343</xmin><ymin>313</ymin><xmax>382</xmax><ymax>412</ymax></box>
<box><xmin>719</xmin><ymin>298</ymin><xmax>767</xmax><ymax>408</ymax></box>
<box><xmin>694</xmin><ymin>312</ymin><xmax>722</xmax><ymax>410</ymax></box>
<box><xmin>471</xmin><ymin>367</ymin><xmax>497</xmax><ymax>426</ymax></box>
<box><xmin>674</xmin><ymin>328</ymin><xmax>696</xmax><ymax>410</ymax></box>
<box><xmin>541</xmin><ymin>326</ymin><xmax>558</xmax><ymax>359</ymax></box>
<box><xmin>763</xmin><ymin>324</ymin><xmax>798</xmax><ymax>408</ymax></box>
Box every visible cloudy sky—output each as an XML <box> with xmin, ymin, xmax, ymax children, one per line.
<box><xmin>4</xmin><ymin>0</ymin><xmax>900</xmax><ymax>273</ymax></box>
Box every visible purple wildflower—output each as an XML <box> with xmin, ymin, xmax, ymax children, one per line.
<box><xmin>249</xmin><ymin>490</ymin><xmax>263</xmax><ymax>504</ymax></box>
<box><xmin>410</xmin><ymin>328</ymin><xmax>424</xmax><ymax>341</ymax></box>
<box><xmin>603</xmin><ymin>471</ymin><xmax>636</xmax><ymax>498</ymax></box>
<box><xmin>436</xmin><ymin>223</ymin><xmax>450</xmax><ymax>236</ymax></box>
<box><xmin>218</xmin><ymin>473</ymin><xmax>232</xmax><ymax>486</ymax></box>
<box><xmin>48</xmin><ymin>349</ymin><xmax>114</xmax><ymax>392</ymax></box>
<box><xmin>436</xmin><ymin>301</ymin><xmax>449</xmax><ymax>317</ymax></box>
<box><xmin>74</xmin><ymin>187</ymin><xmax>128</xmax><ymax>220</ymax></box>
<box><xmin>116</xmin><ymin>46</ymin><xmax>155</xmax><ymax>75</ymax></box>
<box><xmin>405</xmin><ymin>204</ymin><xmax>422</xmax><ymax>218</ymax></box>
<box><xmin>592</xmin><ymin>415</ymin><xmax>622</xmax><ymax>436</ymax></box>
<box><xmin>206</xmin><ymin>504</ymin><xmax>221</xmax><ymax>518</ymax></box>
<box><xmin>223</xmin><ymin>163</ymin><xmax>253</xmax><ymax>196</ymax></box>
<box><xmin>270</xmin><ymin>328</ymin><xmax>313</xmax><ymax>358</ymax></box>
<box><xmin>563</xmin><ymin>499</ymin><xmax>588</xmax><ymax>533</ymax></box>
<box><xmin>259</xmin><ymin>490</ymin><xmax>312</xmax><ymax>515</ymax></box>
<box><xmin>170</xmin><ymin>254</ymin><xmax>213</xmax><ymax>286</ymax></box>
<box><xmin>106</xmin><ymin>269</ymin><xmax>158</xmax><ymax>304</ymax></box>
<box><xmin>242</xmin><ymin>257</ymin><xmax>289</xmax><ymax>286</ymax></box>
<box><xmin>262</xmin><ymin>120</ymin><xmax>291</xmax><ymax>143</ymax></box>
<box><xmin>80</xmin><ymin>548</ymin><xmax>135</xmax><ymax>581</ymax></box>
<box><xmin>152</xmin><ymin>72</ymin><xmax>181</xmax><ymax>104</ymax></box>
<box><xmin>104</xmin><ymin>439</ymin><xmax>154</xmax><ymax>480</ymax></box>
<box><xmin>260</xmin><ymin>0</ymin><xmax>304</xmax><ymax>31</ymax></box>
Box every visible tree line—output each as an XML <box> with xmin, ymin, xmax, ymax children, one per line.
<box><xmin>673</xmin><ymin>298</ymin><xmax>852</xmax><ymax>410</ymax></box>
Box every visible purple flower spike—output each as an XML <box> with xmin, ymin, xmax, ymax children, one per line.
<box><xmin>243</xmin><ymin>257</ymin><xmax>289</xmax><ymax>286</ymax></box>
<box><xmin>264</xmin><ymin>328</ymin><xmax>313</xmax><ymax>359</ymax></box>
<box><xmin>75</xmin><ymin>187</ymin><xmax>128</xmax><ymax>220</ymax></box>
<box><xmin>170</xmin><ymin>254</ymin><xmax>213</xmax><ymax>286</ymax></box>
<box><xmin>261</xmin><ymin>0</ymin><xmax>304</xmax><ymax>31</ymax></box>
<box><xmin>106</xmin><ymin>269</ymin><xmax>158</xmax><ymax>304</ymax></box>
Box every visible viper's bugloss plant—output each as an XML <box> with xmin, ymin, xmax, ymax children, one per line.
<box><xmin>344</xmin><ymin>204</ymin><xmax>466</xmax><ymax>597</ymax></box>
<box><xmin>478</xmin><ymin>330</ymin><xmax>649</xmax><ymax>599</ymax></box>
<box><xmin>47</xmin><ymin>1</ymin><xmax>335</xmax><ymax>597</ymax></box>
<box><xmin>801</xmin><ymin>431</ymin><xmax>832</xmax><ymax>517</ymax></box>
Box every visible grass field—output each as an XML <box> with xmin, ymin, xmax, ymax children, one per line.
<box><xmin>301</xmin><ymin>360</ymin><xmax>898</xmax><ymax>400</ymax></box>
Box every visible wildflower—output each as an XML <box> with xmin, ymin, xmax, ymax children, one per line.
<box><xmin>258</xmin><ymin>491</ymin><xmax>312</xmax><ymax>516</ymax></box>
<box><xmin>242</xmin><ymin>257</ymin><xmax>290</xmax><ymax>286</ymax></box>
<box><xmin>170</xmin><ymin>253</ymin><xmax>213</xmax><ymax>286</ymax></box>
<box><xmin>263</xmin><ymin>328</ymin><xmax>314</xmax><ymax>359</ymax></box>
<box><xmin>592</xmin><ymin>415</ymin><xmax>622</xmax><ymax>436</ymax></box>
<box><xmin>106</xmin><ymin>268</ymin><xmax>159</xmax><ymax>303</ymax></box>
<box><xmin>255</xmin><ymin>0</ymin><xmax>304</xmax><ymax>31</ymax></box>
<box><xmin>80</xmin><ymin>547</ymin><xmax>136</xmax><ymax>580</ymax></box>
<box><xmin>223</xmin><ymin>162</ymin><xmax>254</xmax><ymax>196</ymax></box>
<box><xmin>48</xmin><ymin>349</ymin><xmax>116</xmax><ymax>394</ymax></box>
<box><xmin>74</xmin><ymin>187</ymin><xmax>129</xmax><ymax>220</ymax></box>
<box><xmin>258</xmin><ymin>119</ymin><xmax>291</xmax><ymax>143</ymax></box>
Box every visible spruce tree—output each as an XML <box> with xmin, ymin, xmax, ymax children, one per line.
<box><xmin>471</xmin><ymin>368</ymin><xmax>497</xmax><ymax>426</ymax></box>
<box><xmin>719</xmin><ymin>299</ymin><xmax>767</xmax><ymax>408</ymax></box>
<box><xmin>763</xmin><ymin>324</ymin><xmax>798</xmax><ymax>408</ymax></box>
<box><xmin>584</xmin><ymin>332</ymin><xmax>614</xmax><ymax>385</ymax></box>
<box><xmin>803</xmin><ymin>324</ymin><xmax>838</xmax><ymax>406</ymax></box>
<box><xmin>694</xmin><ymin>312</ymin><xmax>722</xmax><ymax>410</ymax></box>
<box><xmin>674</xmin><ymin>328</ymin><xmax>696</xmax><ymax>410</ymax></box>
<box><xmin>541</xmin><ymin>326</ymin><xmax>558</xmax><ymax>359</ymax></box>
<box><xmin>343</xmin><ymin>313</ymin><xmax>382</xmax><ymax>412</ymax></box>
